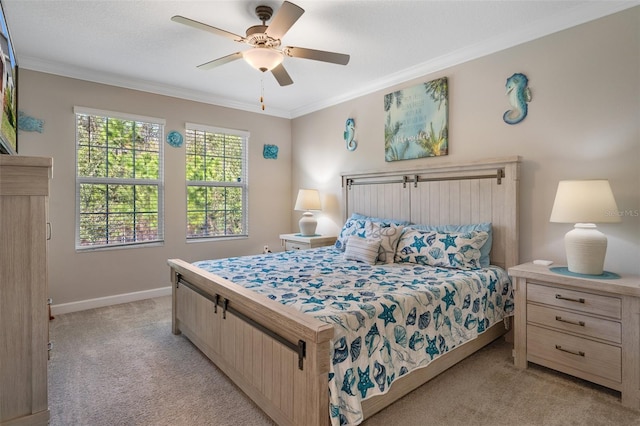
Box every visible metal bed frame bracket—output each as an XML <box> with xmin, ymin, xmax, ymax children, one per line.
<box><xmin>402</xmin><ymin>175</ymin><xmax>409</xmax><ymax>188</ymax></box>
<box><xmin>222</xmin><ymin>298</ymin><xmax>228</xmax><ymax>319</ymax></box>
<box><xmin>297</xmin><ymin>340</ymin><xmax>306</xmax><ymax>370</ymax></box>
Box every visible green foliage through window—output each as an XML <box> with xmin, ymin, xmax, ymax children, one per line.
<box><xmin>76</xmin><ymin>110</ymin><xmax>164</xmax><ymax>248</ymax></box>
<box><xmin>186</xmin><ymin>126</ymin><xmax>248</xmax><ymax>239</ymax></box>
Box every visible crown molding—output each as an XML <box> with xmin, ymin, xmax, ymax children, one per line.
<box><xmin>19</xmin><ymin>56</ymin><xmax>292</xmax><ymax>119</ymax></box>
<box><xmin>289</xmin><ymin>1</ymin><xmax>638</xmax><ymax>118</ymax></box>
<box><xmin>19</xmin><ymin>1</ymin><xmax>637</xmax><ymax>120</ymax></box>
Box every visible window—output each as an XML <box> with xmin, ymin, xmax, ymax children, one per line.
<box><xmin>75</xmin><ymin>107</ymin><xmax>164</xmax><ymax>249</ymax></box>
<box><xmin>185</xmin><ymin>123</ymin><xmax>248</xmax><ymax>239</ymax></box>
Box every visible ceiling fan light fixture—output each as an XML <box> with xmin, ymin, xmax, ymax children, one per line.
<box><xmin>173</xmin><ymin>1</ymin><xmax>349</xmax><ymax>86</ymax></box>
<box><xmin>243</xmin><ymin>48</ymin><xmax>284</xmax><ymax>72</ymax></box>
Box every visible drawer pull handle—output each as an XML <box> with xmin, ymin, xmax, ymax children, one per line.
<box><xmin>555</xmin><ymin>294</ymin><xmax>585</xmax><ymax>304</ymax></box>
<box><xmin>555</xmin><ymin>316</ymin><xmax>585</xmax><ymax>327</ymax></box>
<box><xmin>555</xmin><ymin>344</ymin><xmax>585</xmax><ymax>357</ymax></box>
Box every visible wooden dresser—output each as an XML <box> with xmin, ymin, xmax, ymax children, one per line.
<box><xmin>0</xmin><ymin>156</ymin><xmax>52</xmax><ymax>425</ymax></box>
<box><xmin>510</xmin><ymin>262</ymin><xmax>640</xmax><ymax>410</ymax></box>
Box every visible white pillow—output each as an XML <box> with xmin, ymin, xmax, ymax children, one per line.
<box><xmin>344</xmin><ymin>236</ymin><xmax>381</xmax><ymax>265</ymax></box>
<box><xmin>367</xmin><ymin>221</ymin><xmax>404</xmax><ymax>264</ymax></box>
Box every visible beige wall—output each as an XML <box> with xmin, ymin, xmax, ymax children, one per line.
<box><xmin>16</xmin><ymin>7</ymin><xmax>640</xmax><ymax>308</ymax></box>
<box><xmin>18</xmin><ymin>71</ymin><xmax>293</xmax><ymax>305</ymax></box>
<box><xmin>291</xmin><ymin>7</ymin><xmax>640</xmax><ymax>275</ymax></box>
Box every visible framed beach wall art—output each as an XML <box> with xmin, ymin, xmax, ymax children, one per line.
<box><xmin>0</xmin><ymin>0</ymin><xmax>18</xmax><ymax>155</ymax></box>
<box><xmin>384</xmin><ymin>77</ymin><xmax>448</xmax><ymax>162</ymax></box>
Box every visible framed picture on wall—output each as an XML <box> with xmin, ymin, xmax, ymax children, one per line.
<box><xmin>0</xmin><ymin>0</ymin><xmax>18</xmax><ymax>155</ymax></box>
<box><xmin>384</xmin><ymin>77</ymin><xmax>448</xmax><ymax>162</ymax></box>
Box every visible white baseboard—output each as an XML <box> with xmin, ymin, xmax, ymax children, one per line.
<box><xmin>51</xmin><ymin>286</ymin><xmax>172</xmax><ymax>315</ymax></box>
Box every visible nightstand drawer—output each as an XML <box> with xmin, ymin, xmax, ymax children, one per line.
<box><xmin>285</xmin><ymin>241</ymin><xmax>309</xmax><ymax>250</ymax></box>
<box><xmin>527</xmin><ymin>325</ymin><xmax>621</xmax><ymax>383</ymax></box>
<box><xmin>528</xmin><ymin>282</ymin><xmax>621</xmax><ymax>319</ymax></box>
<box><xmin>527</xmin><ymin>303</ymin><xmax>621</xmax><ymax>344</ymax></box>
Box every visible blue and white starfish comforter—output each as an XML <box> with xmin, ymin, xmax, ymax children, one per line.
<box><xmin>194</xmin><ymin>246</ymin><xmax>514</xmax><ymax>426</ymax></box>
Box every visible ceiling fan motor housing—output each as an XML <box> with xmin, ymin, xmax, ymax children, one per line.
<box><xmin>245</xmin><ymin>25</ymin><xmax>281</xmax><ymax>48</ymax></box>
<box><xmin>255</xmin><ymin>5</ymin><xmax>273</xmax><ymax>23</ymax></box>
<box><xmin>247</xmin><ymin>5</ymin><xmax>280</xmax><ymax>48</ymax></box>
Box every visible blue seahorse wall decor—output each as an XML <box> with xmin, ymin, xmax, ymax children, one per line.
<box><xmin>503</xmin><ymin>73</ymin><xmax>532</xmax><ymax>125</ymax></box>
<box><xmin>344</xmin><ymin>118</ymin><xmax>357</xmax><ymax>151</ymax></box>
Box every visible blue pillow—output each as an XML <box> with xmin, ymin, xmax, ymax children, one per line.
<box><xmin>405</xmin><ymin>223</ymin><xmax>492</xmax><ymax>267</ymax></box>
<box><xmin>335</xmin><ymin>218</ymin><xmax>368</xmax><ymax>251</ymax></box>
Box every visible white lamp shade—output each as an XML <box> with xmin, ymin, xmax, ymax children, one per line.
<box><xmin>243</xmin><ymin>48</ymin><xmax>284</xmax><ymax>72</ymax></box>
<box><xmin>294</xmin><ymin>189</ymin><xmax>321</xmax><ymax>211</ymax></box>
<box><xmin>550</xmin><ymin>180</ymin><xmax>620</xmax><ymax>224</ymax></box>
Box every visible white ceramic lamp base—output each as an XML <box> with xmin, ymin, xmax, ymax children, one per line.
<box><xmin>298</xmin><ymin>212</ymin><xmax>317</xmax><ymax>236</ymax></box>
<box><xmin>564</xmin><ymin>223</ymin><xmax>607</xmax><ymax>275</ymax></box>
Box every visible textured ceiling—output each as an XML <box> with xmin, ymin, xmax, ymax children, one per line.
<box><xmin>3</xmin><ymin>1</ymin><xmax>635</xmax><ymax>118</ymax></box>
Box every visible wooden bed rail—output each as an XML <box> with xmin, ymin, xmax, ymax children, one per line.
<box><xmin>176</xmin><ymin>275</ymin><xmax>308</xmax><ymax>370</ymax></box>
<box><xmin>168</xmin><ymin>258</ymin><xmax>334</xmax><ymax>426</ymax></box>
<box><xmin>168</xmin><ymin>259</ymin><xmax>334</xmax><ymax>345</ymax></box>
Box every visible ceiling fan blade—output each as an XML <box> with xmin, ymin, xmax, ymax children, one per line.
<box><xmin>265</xmin><ymin>1</ymin><xmax>304</xmax><ymax>40</ymax></box>
<box><xmin>285</xmin><ymin>46</ymin><xmax>350</xmax><ymax>65</ymax></box>
<box><xmin>271</xmin><ymin>64</ymin><xmax>293</xmax><ymax>86</ymax></box>
<box><xmin>197</xmin><ymin>52</ymin><xmax>244</xmax><ymax>70</ymax></box>
<box><xmin>171</xmin><ymin>15</ymin><xmax>244</xmax><ymax>42</ymax></box>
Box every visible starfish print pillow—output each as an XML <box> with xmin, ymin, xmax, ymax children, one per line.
<box><xmin>395</xmin><ymin>229</ymin><xmax>489</xmax><ymax>270</ymax></box>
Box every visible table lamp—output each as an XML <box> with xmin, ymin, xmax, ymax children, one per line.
<box><xmin>549</xmin><ymin>179</ymin><xmax>620</xmax><ymax>275</ymax></box>
<box><xmin>294</xmin><ymin>189</ymin><xmax>321</xmax><ymax>236</ymax></box>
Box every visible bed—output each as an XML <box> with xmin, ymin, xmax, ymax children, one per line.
<box><xmin>168</xmin><ymin>156</ymin><xmax>520</xmax><ymax>426</ymax></box>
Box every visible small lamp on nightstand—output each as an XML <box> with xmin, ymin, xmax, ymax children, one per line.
<box><xmin>550</xmin><ymin>179</ymin><xmax>621</xmax><ymax>275</ymax></box>
<box><xmin>294</xmin><ymin>188</ymin><xmax>322</xmax><ymax>236</ymax></box>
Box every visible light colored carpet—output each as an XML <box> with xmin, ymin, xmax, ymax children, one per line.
<box><xmin>49</xmin><ymin>296</ymin><xmax>640</xmax><ymax>426</ymax></box>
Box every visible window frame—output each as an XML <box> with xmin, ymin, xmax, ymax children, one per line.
<box><xmin>74</xmin><ymin>106</ymin><xmax>165</xmax><ymax>251</ymax></box>
<box><xmin>185</xmin><ymin>122</ymin><xmax>249</xmax><ymax>241</ymax></box>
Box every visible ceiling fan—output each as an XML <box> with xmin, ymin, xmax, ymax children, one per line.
<box><xmin>171</xmin><ymin>1</ymin><xmax>350</xmax><ymax>87</ymax></box>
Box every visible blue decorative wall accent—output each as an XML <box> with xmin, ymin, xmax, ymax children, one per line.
<box><xmin>344</xmin><ymin>118</ymin><xmax>357</xmax><ymax>151</ymax></box>
<box><xmin>166</xmin><ymin>130</ymin><xmax>184</xmax><ymax>147</ymax></box>
<box><xmin>503</xmin><ymin>73</ymin><xmax>532</xmax><ymax>125</ymax></box>
<box><xmin>18</xmin><ymin>111</ymin><xmax>44</xmax><ymax>133</ymax></box>
<box><xmin>263</xmin><ymin>144</ymin><xmax>278</xmax><ymax>159</ymax></box>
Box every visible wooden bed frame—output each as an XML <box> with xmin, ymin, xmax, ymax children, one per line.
<box><xmin>168</xmin><ymin>156</ymin><xmax>520</xmax><ymax>425</ymax></box>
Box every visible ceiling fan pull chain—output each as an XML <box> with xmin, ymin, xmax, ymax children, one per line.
<box><xmin>260</xmin><ymin>78</ymin><xmax>266</xmax><ymax>111</ymax></box>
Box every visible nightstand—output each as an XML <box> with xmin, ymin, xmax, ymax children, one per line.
<box><xmin>279</xmin><ymin>233</ymin><xmax>336</xmax><ymax>251</ymax></box>
<box><xmin>509</xmin><ymin>262</ymin><xmax>640</xmax><ymax>410</ymax></box>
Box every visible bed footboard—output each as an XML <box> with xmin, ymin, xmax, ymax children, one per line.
<box><xmin>168</xmin><ymin>259</ymin><xmax>334</xmax><ymax>426</ymax></box>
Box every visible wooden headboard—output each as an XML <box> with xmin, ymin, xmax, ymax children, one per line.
<box><xmin>341</xmin><ymin>156</ymin><xmax>520</xmax><ymax>270</ymax></box>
